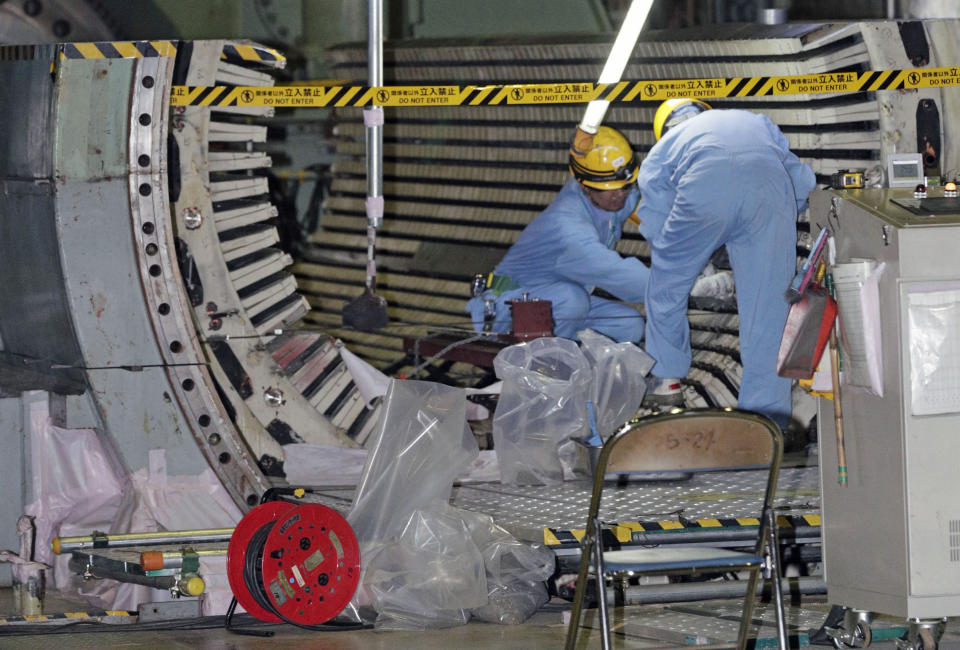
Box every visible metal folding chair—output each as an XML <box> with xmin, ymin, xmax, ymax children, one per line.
<box><xmin>563</xmin><ymin>408</ymin><xmax>787</xmax><ymax>650</ymax></box>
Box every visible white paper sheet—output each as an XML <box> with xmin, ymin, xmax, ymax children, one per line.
<box><xmin>833</xmin><ymin>260</ymin><xmax>885</xmax><ymax>396</ymax></box>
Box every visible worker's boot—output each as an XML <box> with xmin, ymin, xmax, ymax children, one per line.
<box><xmin>642</xmin><ymin>377</ymin><xmax>685</xmax><ymax>408</ymax></box>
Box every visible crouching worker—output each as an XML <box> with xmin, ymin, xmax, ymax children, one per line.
<box><xmin>466</xmin><ymin>126</ymin><xmax>649</xmax><ymax>343</ymax></box>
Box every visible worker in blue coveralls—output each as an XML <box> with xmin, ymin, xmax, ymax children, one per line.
<box><xmin>637</xmin><ymin>98</ymin><xmax>816</xmax><ymax>427</ymax></box>
<box><xmin>466</xmin><ymin>126</ymin><xmax>649</xmax><ymax>343</ymax></box>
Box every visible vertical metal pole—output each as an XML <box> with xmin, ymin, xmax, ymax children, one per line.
<box><xmin>767</xmin><ymin>508</ymin><xmax>789</xmax><ymax>650</ymax></box>
<box><xmin>364</xmin><ymin>0</ymin><xmax>384</xmax><ymax>291</ymax></box>
<box><xmin>594</xmin><ymin>518</ymin><xmax>613</xmax><ymax>650</ymax></box>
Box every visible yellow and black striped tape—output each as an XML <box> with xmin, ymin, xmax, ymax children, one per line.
<box><xmin>58</xmin><ymin>40</ymin><xmax>177</xmax><ymax>60</ymax></box>
<box><xmin>0</xmin><ymin>609</ymin><xmax>134</xmax><ymax>624</ymax></box>
<box><xmin>543</xmin><ymin>513</ymin><xmax>821</xmax><ymax>547</ymax></box>
<box><xmin>221</xmin><ymin>42</ymin><xmax>285</xmax><ymax>67</ymax></box>
<box><xmin>169</xmin><ymin>66</ymin><xmax>960</xmax><ymax>107</ymax></box>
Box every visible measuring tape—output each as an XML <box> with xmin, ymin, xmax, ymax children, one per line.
<box><xmin>170</xmin><ymin>66</ymin><xmax>960</xmax><ymax>108</ymax></box>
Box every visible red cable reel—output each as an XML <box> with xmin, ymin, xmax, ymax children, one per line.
<box><xmin>227</xmin><ymin>502</ymin><xmax>361</xmax><ymax>626</ymax></box>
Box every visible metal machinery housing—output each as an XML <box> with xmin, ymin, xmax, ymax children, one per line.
<box><xmin>813</xmin><ymin>187</ymin><xmax>960</xmax><ymax>619</ymax></box>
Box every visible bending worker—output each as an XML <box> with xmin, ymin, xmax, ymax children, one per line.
<box><xmin>466</xmin><ymin>126</ymin><xmax>649</xmax><ymax>343</ymax></box>
<box><xmin>637</xmin><ymin>98</ymin><xmax>816</xmax><ymax>427</ymax></box>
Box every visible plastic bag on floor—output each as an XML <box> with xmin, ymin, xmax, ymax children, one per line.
<box><xmin>348</xmin><ymin>379</ymin><xmax>479</xmax><ymax>544</ymax></box>
<box><xmin>460</xmin><ymin>509</ymin><xmax>554</xmax><ymax>625</ymax></box>
<box><xmin>366</xmin><ymin>502</ymin><xmax>487</xmax><ymax>630</ymax></box>
<box><xmin>578</xmin><ymin>329</ymin><xmax>655</xmax><ymax>438</ymax></box>
<box><xmin>474</xmin><ymin>580</ymin><xmax>549</xmax><ymax>625</ymax></box>
<box><xmin>344</xmin><ymin>379</ymin><xmax>480</xmax><ymax>626</ymax></box>
<box><xmin>492</xmin><ymin>338</ymin><xmax>592</xmax><ymax>485</ymax></box>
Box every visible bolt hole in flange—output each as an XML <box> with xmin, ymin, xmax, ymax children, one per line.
<box><xmin>52</xmin><ymin>19</ymin><xmax>70</xmax><ymax>38</ymax></box>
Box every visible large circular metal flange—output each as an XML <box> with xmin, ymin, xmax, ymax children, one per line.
<box><xmin>227</xmin><ymin>501</ymin><xmax>298</xmax><ymax>622</ymax></box>
<box><xmin>260</xmin><ymin>504</ymin><xmax>360</xmax><ymax>626</ymax></box>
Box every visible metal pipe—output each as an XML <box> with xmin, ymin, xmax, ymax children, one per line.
<box><xmin>52</xmin><ymin>528</ymin><xmax>234</xmax><ymax>554</ymax></box>
<box><xmin>365</xmin><ymin>0</ymin><xmax>383</xmax><ymax>229</ymax></box>
<box><xmin>618</xmin><ymin>576</ymin><xmax>826</xmax><ymax>605</ymax></box>
<box><xmin>140</xmin><ymin>548</ymin><xmax>227</xmax><ymax>571</ymax></box>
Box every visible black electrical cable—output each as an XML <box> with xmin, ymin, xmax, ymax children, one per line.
<box><xmin>225</xmin><ymin>596</ymin><xmax>274</xmax><ymax>637</ymax></box>
<box><xmin>0</xmin><ymin>613</ymin><xmax>276</xmax><ymax>637</ymax></box>
<box><xmin>242</xmin><ymin>523</ymin><xmax>278</xmax><ymax>617</ymax></box>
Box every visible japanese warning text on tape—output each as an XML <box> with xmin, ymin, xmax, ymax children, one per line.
<box><xmin>169</xmin><ymin>66</ymin><xmax>960</xmax><ymax>108</ymax></box>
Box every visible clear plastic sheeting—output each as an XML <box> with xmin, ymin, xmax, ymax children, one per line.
<box><xmin>348</xmin><ymin>379</ymin><xmax>478</xmax><ymax>544</ymax></box>
<box><xmin>345</xmin><ymin>379</ymin><xmax>480</xmax><ymax>627</ymax></box>
<box><xmin>283</xmin><ymin>446</ymin><xmax>370</xmax><ymax>486</ymax></box>
<box><xmin>343</xmin><ymin>379</ymin><xmax>551</xmax><ymax>629</ymax></box>
<box><xmin>365</xmin><ymin>503</ymin><xmax>486</xmax><ymax>630</ymax></box>
<box><xmin>283</xmin><ymin>446</ymin><xmax>502</xmax><ymax>485</ymax></box>
<box><xmin>24</xmin><ymin>405</ymin><xmax>126</xmax><ymax>604</ymax></box>
<box><xmin>461</xmin><ymin>509</ymin><xmax>554</xmax><ymax>625</ymax></box>
<box><xmin>493</xmin><ymin>338</ymin><xmax>593</xmax><ymax>485</ymax></box>
<box><xmin>578</xmin><ymin>329</ymin><xmax>654</xmax><ymax>438</ymax></box>
<box><xmin>25</xmin><ymin>405</ymin><xmax>242</xmax><ymax>614</ymax></box>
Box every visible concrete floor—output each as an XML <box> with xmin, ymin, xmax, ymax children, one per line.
<box><xmin>2</xmin><ymin>588</ymin><xmax>960</xmax><ymax>649</ymax></box>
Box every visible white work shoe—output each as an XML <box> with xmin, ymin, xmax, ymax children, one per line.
<box><xmin>642</xmin><ymin>377</ymin><xmax>685</xmax><ymax>408</ymax></box>
<box><xmin>690</xmin><ymin>270</ymin><xmax>735</xmax><ymax>299</ymax></box>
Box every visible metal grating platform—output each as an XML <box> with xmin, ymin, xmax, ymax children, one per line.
<box><xmin>298</xmin><ymin>465</ymin><xmax>820</xmax><ymax>545</ymax></box>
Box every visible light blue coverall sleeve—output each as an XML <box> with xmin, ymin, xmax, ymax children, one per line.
<box><xmin>552</xmin><ymin>223</ymin><xmax>649</xmax><ymax>303</ymax></box>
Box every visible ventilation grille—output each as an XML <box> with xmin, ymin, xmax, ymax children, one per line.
<box><xmin>949</xmin><ymin>520</ymin><xmax>960</xmax><ymax>562</ymax></box>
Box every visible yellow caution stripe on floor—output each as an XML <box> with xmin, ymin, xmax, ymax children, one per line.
<box><xmin>170</xmin><ymin>66</ymin><xmax>960</xmax><ymax>107</ymax></box>
<box><xmin>544</xmin><ymin>514</ymin><xmax>821</xmax><ymax>547</ymax></box>
<box><xmin>0</xmin><ymin>610</ymin><xmax>134</xmax><ymax>624</ymax></box>
<box><xmin>58</xmin><ymin>41</ymin><xmax>177</xmax><ymax>60</ymax></box>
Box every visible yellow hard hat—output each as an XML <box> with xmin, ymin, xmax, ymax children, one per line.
<box><xmin>653</xmin><ymin>98</ymin><xmax>712</xmax><ymax>141</ymax></box>
<box><xmin>568</xmin><ymin>126</ymin><xmax>638</xmax><ymax>190</ymax></box>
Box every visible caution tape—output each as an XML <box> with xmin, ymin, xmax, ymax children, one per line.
<box><xmin>543</xmin><ymin>513</ymin><xmax>821</xmax><ymax>547</ymax></box>
<box><xmin>169</xmin><ymin>67</ymin><xmax>960</xmax><ymax>108</ymax></box>
<box><xmin>59</xmin><ymin>40</ymin><xmax>177</xmax><ymax>60</ymax></box>
<box><xmin>221</xmin><ymin>42</ymin><xmax>286</xmax><ymax>68</ymax></box>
